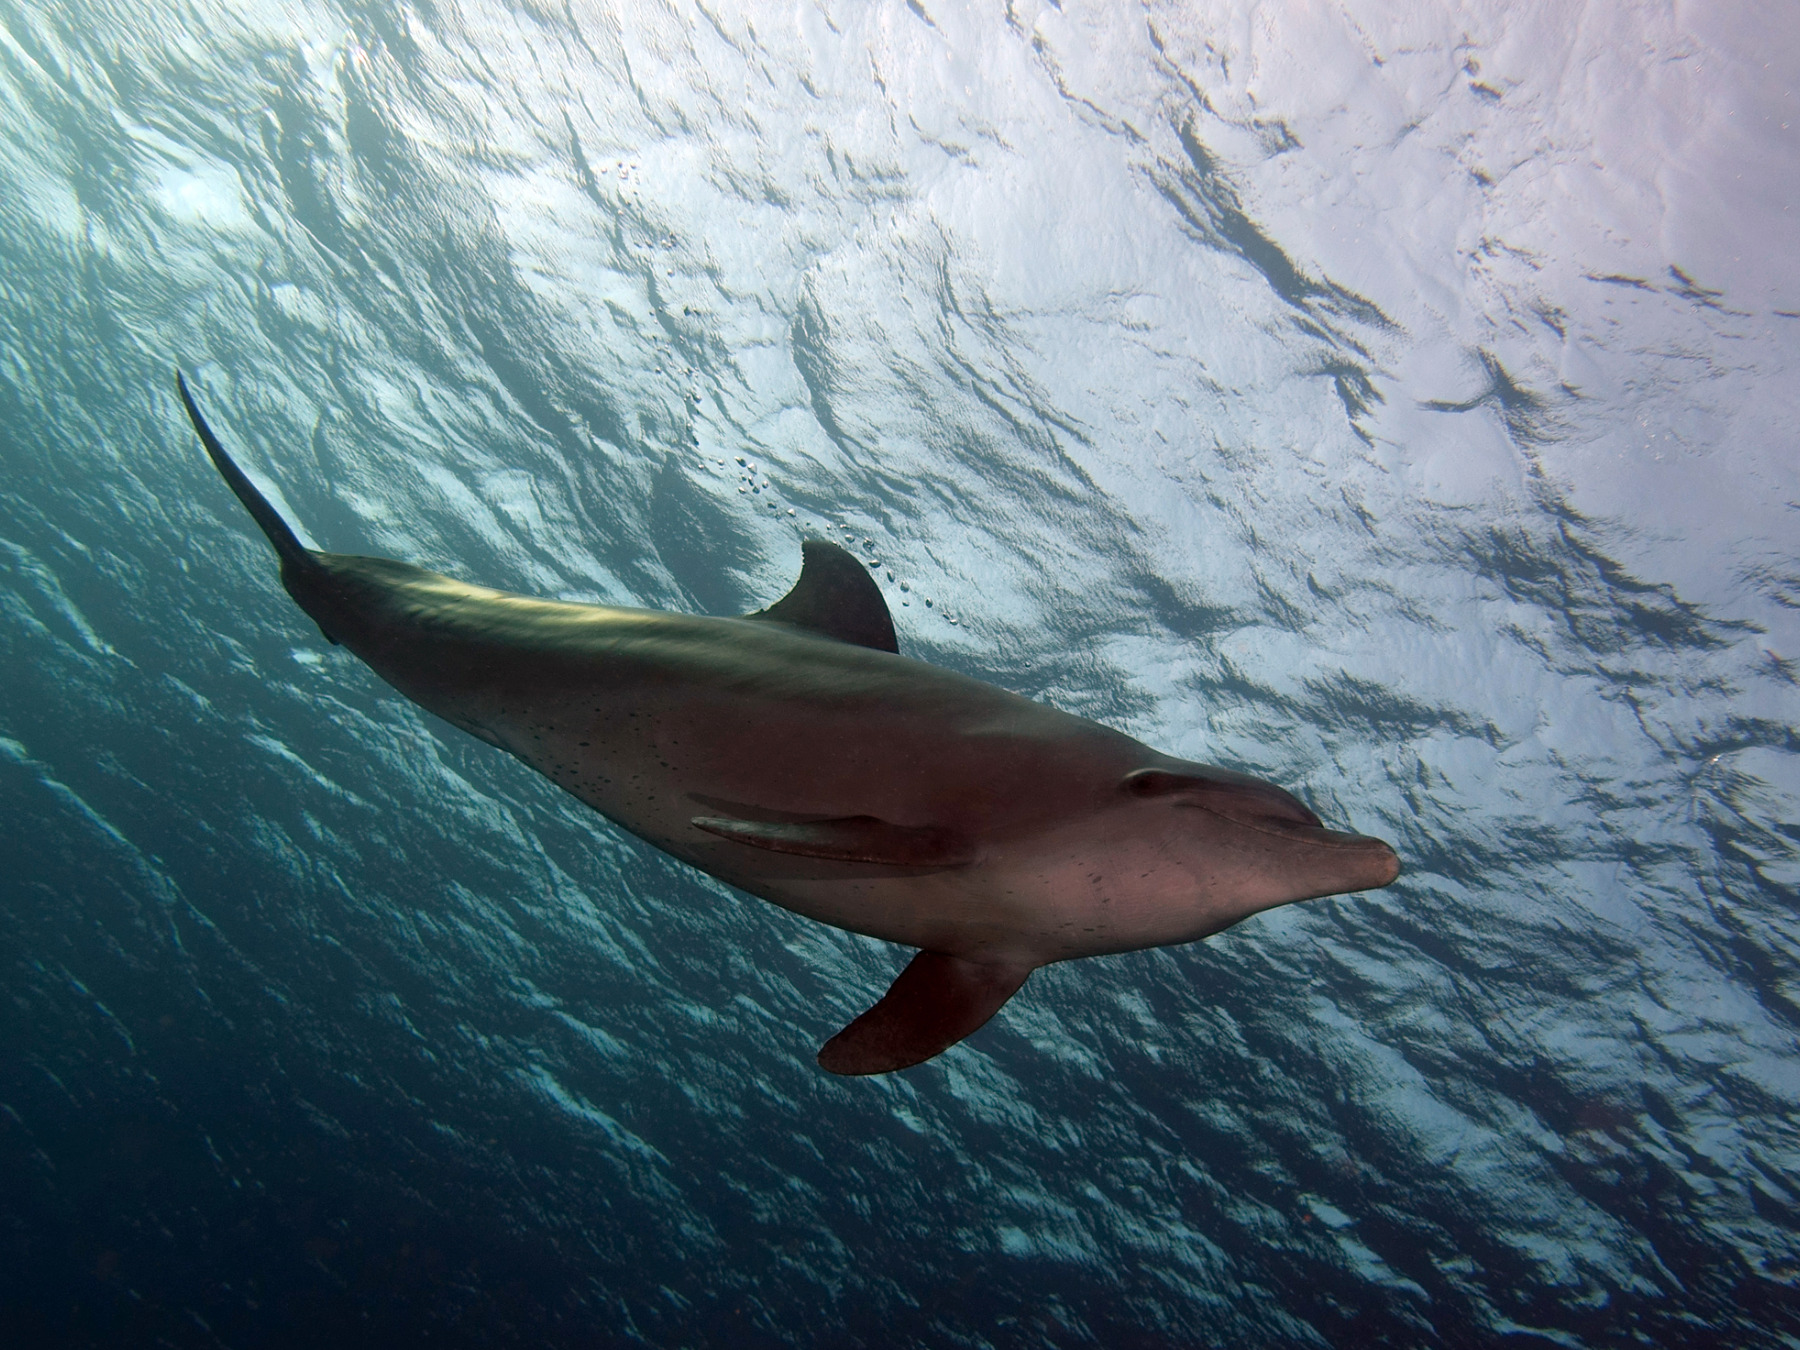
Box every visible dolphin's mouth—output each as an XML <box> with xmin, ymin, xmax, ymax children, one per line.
<box><xmin>1126</xmin><ymin>765</ymin><xmax>1322</xmax><ymax>826</ymax></box>
<box><xmin>1194</xmin><ymin>802</ymin><xmax>1395</xmax><ymax>853</ymax></box>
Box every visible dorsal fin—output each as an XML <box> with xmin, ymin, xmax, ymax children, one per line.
<box><xmin>745</xmin><ymin>539</ymin><xmax>898</xmax><ymax>653</ymax></box>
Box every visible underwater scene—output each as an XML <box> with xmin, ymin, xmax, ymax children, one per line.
<box><xmin>2</xmin><ymin>0</ymin><xmax>1796</xmax><ymax>1345</ymax></box>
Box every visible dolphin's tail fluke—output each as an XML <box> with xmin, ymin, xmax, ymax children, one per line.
<box><xmin>176</xmin><ymin>370</ymin><xmax>315</xmax><ymax>573</ymax></box>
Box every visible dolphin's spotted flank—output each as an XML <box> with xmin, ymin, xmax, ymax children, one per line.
<box><xmin>178</xmin><ymin>373</ymin><xmax>1400</xmax><ymax>1075</ymax></box>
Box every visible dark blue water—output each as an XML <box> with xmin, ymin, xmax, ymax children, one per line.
<box><xmin>4</xmin><ymin>1</ymin><xmax>1798</xmax><ymax>1345</ymax></box>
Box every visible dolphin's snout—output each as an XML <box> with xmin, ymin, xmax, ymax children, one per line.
<box><xmin>1280</xmin><ymin>824</ymin><xmax>1401</xmax><ymax>884</ymax></box>
<box><xmin>1123</xmin><ymin>764</ymin><xmax>1400</xmax><ymax>891</ymax></box>
<box><xmin>1361</xmin><ymin>838</ymin><xmax>1402</xmax><ymax>889</ymax></box>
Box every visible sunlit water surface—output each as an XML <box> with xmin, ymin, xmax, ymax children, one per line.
<box><xmin>2</xmin><ymin>1</ymin><xmax>1797</xmax><ymax>1345</ymax></box>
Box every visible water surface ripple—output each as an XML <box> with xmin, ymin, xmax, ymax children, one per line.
<box><xmin>1</xmin><ymin>1</ymin><xmax>1796</xmax><ymax>1346</ymax></box>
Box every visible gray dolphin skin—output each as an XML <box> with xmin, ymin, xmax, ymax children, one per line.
<box><xmin>178</xmin><ymin>372</ymin><xmax>1400</xmax><ymax>1076</ymax></box>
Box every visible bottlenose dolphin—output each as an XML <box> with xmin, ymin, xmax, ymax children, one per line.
<box><xmin>177</xmin><ymin>373</ymin><xmax>1399</xmax><ymax>1075</ymax></box>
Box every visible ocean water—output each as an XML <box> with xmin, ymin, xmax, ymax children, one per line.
<box><xmin>2</xmin><ymin>0</ymin><xmax>1796</xmax><ymax>1345</ymax></box>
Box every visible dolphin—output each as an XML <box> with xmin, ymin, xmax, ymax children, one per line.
<box><xmin>177</xmin><ymin>372</ymin><xmax>1399</xmax><ymax>1075</ymax></box>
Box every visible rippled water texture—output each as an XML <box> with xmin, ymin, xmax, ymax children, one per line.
<box><xmin>2</xmin><ymin>1</ymin><xmax>1797</xmax><ymax>1345</ymax></box>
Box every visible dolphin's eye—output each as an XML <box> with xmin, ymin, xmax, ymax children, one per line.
<box><xmin>1124</xmin><ymin>770</ymin><xmax>1192</xmax><ymax>799</ymax></box>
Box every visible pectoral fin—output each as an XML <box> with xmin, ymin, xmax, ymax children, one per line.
<box><xmin>690</xmin><ymin>814</ymin><xmax>973</xmax><ymax>868</ymax></box>
<box><xmin>818</xmin><ymin>950</ymin><xmax>1032</xmax><ymax>1075</ymax></box>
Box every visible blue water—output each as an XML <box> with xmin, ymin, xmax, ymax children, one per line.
<box><xmin>3</xmin><ymin>1</ymin><xmax>1797</xmax><ymax>1345</ymax></box>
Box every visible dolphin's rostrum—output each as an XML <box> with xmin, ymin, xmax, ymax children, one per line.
<box><xmin>178</xmin><ymin>373</ymin><xmax>1400</xmax><ymax>1075</ymax></box>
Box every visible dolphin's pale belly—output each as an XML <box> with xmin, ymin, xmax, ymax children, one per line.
<box><xmin>470</xmin><ymin>703</ymin><xmax>1243</xmax><ymax>966</ymax></box>
<box><xmin>460</xmin><ymin>662</ymin><xmax>1155</xmax><ymax>964</ymax></box>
